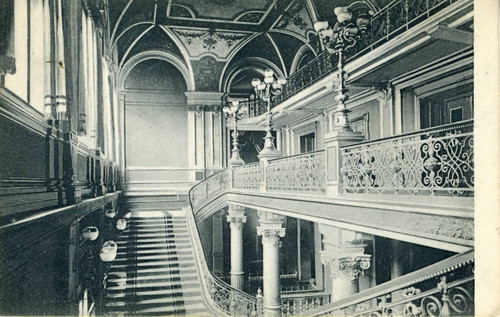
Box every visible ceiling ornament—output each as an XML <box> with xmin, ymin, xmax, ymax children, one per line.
<box><xmin>171</xmin><ymin>28</ymin><xmax>251</xmax><ymax>60</ymax></box>
<box><xmin>272</xmin><ymin>0</ymin><xmax>314</xmax><ymax>41</ymax></box>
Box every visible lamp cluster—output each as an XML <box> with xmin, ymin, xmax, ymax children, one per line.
<box><xmin>251</xmin><ymin>69</ymin><xmax>286</xmax><ymax>157</ymax></box>
<box><xmin>314</xmin><ymin>7</ymin><xmax>371</xmax><ymax>54</ymax></box>
<box><xmin>314</xmin><ymin>7</ymin><xmax>371</xmax><ymax>132</ymax></box>
<box><xmin>223</xmin><ymin>98</ymin><xmax>247</xmax><ymax>166</ymax></box>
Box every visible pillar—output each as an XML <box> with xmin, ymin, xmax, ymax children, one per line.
<box><xmin>226</xmin><ymin>204</ymin><xmax>246</xmax><ymax>290</ymax></box>
<box><xmin>257</xmin><ymin>211</ymin><xmax>286</xmax><ymax>316</ymax></box>
<box><xmin>318</xmin><ymin>225</ymin><xmax>372</xmax><ymax>309</ymax></box>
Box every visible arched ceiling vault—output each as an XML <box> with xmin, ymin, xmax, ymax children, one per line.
<box><xmin>101</xmin><ymin>0</ymin><xmax>387</xmax><ymax>91</ymax></box>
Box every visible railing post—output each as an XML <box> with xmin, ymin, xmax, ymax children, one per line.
<box><xmin>323</xmin><ymin>130</ymin><xmax>364</xmax><ymax>197</ymax></box>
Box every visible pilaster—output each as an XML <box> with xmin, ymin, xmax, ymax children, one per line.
<box><xmin>185</xmin><ymin>91</ymin><xmax>224</xmax><ymax>181</ymax></box>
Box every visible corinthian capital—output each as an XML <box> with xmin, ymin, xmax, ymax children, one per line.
<box><xmin>257</xmin><ymin>227</ymin><xmax>286</xmax><ymax>247</ymax></box>
<box><xmin>322</xmin><ymin>254</ymin><xmax>372</xmax><ymax>284</ymax></box>
<box><xmin>257</xmin><ymin>210</ymin><xmax>286</xmax><ymax>247</ymax></box>
<box><xmin>227</xmin><ymin>204</ymin><xmax>246</xmax><ymax>228</ymax></box>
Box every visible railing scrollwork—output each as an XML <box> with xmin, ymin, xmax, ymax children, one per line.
<box><xmin>341</xmin><ymin>120</ymin><xmax>473</xmax><ymax>196</ymax></box>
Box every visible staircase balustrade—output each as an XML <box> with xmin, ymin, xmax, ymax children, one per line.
<box><xmin>239</xmin><ymin>0</ymin><xmax>461</xmax><ymax>118</ymax></box>
<box><xmin>187</xmin><ymin>170</ymin><xmax>263</xmax><ymax>316</ymax></box>
<box><xmin>304</xmin><ymin>250</ymin><xmax>474</xmax><ymax>316</ymax></box>
<box><xmin>281</xmin><ymin>292</ymin><xmax>330</xmax><ymax>317</ymax></box>
<box><xmin>341</xmin><ymin>120</ymin><xmax>473</xmax><ymax>196</ymax></box>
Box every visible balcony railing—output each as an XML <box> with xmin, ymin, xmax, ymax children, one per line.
<box><xmin>240</xmin><ymin>0</ymin><xmax>460</xmax><ymax>118</ymax></box>
<box><xmin>305</xmin><ymin>250</ymin><xmax>474</xmax><ymax>316</ymax></box>
<box><xmin>341</xmin><ymin>120</ymin><xmax>474</xmax><ymax>196</ymax></box>
<box><xmin>233</xmin><ymin>162</ymin><xmax>261</xmax><ymax>190</ymax></box>
<box><xmin>187</xmin><ymin>170</ymin><xmax>262</xmax><ymax>316</ymax></box>
<box><xmin>267</xmin><ymin>151</ymin><xmax>326</xmax><ymax>193</ymax></box>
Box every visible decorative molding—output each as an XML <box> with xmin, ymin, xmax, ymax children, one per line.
<box><xmin>187</xmin><ymin>105</ymin><xmax>222</xmax><ymax>112</ymax></box>
<box><xmin>171</xmin><ymin>28</ymin><xmax>251</xmax><ymax>60</ymax></box>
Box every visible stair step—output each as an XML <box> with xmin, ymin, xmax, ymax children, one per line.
<box><xmin>106</xmin><ymin>281</ymin><xmax>201</xmax><ymax>293</ymax></box>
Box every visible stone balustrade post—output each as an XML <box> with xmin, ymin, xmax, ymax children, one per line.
<box><xmin>257</xmin><ymin>211</ymin><xmax>286</xmax><ymax>316</ymax></box>
<box><xmin>323</xmin><ymin>130</ymin><xmax>364</xmax><ymax>197</ymax></box>
<box><xmin>318</xmin><ymin>225</ymin><xmax>372</xmax><ymax>312</ymax></box>
<box><xmin>226</xmin><ymin>204</ymin><xmax>246</xmax><ymax>290</ymax></box>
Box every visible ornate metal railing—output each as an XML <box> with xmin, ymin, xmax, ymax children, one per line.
<box><xmin>341</xmin><ymin>120</ymin><xmax>473</xmax><ymax>196</ymax></box>
<box><xmin>186</xmin><ymin>172</ymin><xmax>262</xmax><ymax>316</ymax></box>
<box><xmin>233</xmin><ymin>162</ymin><xmax>262</xmax><ymax>190</ymax></box>
<box><xmin>190</xmin><ymin>169</ymin><xmax>229</xmax><ymax>211</ymax></box>
<box><xmin>239</xmin><ymin>0</ymin><xmax>461</xmax><ymax>116</ymax></box>
<box><xmin>307</xmin><ymin>250</ymin><xmax>474</xmax><ymax>316</ymax></box>
<box><xmin>240</xmin><ymin>99</ymin><xmax>268</xmax><ymax>118</ymax></box>
<box><xmin>281</xmin><ymin>292</ymin><xmax>331</xmax><ymax>316</ymax></box>
<box><xmin>267</xmin><ymin>151</ymin><xmax>326</xmax><ymax>193</ymax></box>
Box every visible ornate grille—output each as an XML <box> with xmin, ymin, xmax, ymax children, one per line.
<box><xmin>341</xmin><ymin>120</ymin><xmax>473</xmax><ymax>196</ymax></box>
<box><xmin>266</xmin><ymin>151</ymin><xmax>326</xmax><ymax>193</ymax></box>
<box><xmin>233</xmin><ymin>162</ymin><xmax>262</xmax><ymax>190</ymax></box>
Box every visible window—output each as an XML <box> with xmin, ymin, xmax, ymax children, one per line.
<box><xmin>300</xmin><ymin>132</ymin><xmax>315</xmax><ymax>153</ymax></box>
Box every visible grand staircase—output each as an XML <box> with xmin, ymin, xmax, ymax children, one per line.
<box><xmin>103</xmin><ymin>210</ymin><xmax>210</xmax><ymax>316</ymax></box>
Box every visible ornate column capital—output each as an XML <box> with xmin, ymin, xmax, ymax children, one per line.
<box><xmin>256</xmin><ymin>211</ymin><xmax>286</xmax><ymax>247</ymax></box>
<box><xmin>227</xmin><ymin>204</ymin><xmax>246</xmax><ymax>229</ymax></box>
<box><xmin>321</xmin><ymin>253</ymin><xmax>371</xmax><ymax>284</ymax></box>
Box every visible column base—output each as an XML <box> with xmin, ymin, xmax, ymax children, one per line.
<box><xmin>230</xmin><ymin>272</ymin><xmax>245</xmax><ymax>290</ymax></box>
<box><xmin>263</xmin><ymin>304</ymin><xmax>282</xmax><ymax>317</ymax></box>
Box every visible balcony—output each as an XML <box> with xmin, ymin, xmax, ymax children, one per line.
<box><xmin>190</xmin><ymin>121</ymin><xmax>474</xmax><ymax>253</ymax></box>
<box><xmin>229</xmin><ymin>120</ymin><xmax>473</xmax><ymax>200</ymax></box>
<box><xmin>237</xmin><ymin>0</ymin><xmax>469</xmax><ymax>119</ymax></box>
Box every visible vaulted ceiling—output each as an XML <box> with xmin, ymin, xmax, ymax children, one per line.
<box><xmin>101</xmin><ymin>0</ymin><xmax>389</xmax><ymax>93</ymax></box>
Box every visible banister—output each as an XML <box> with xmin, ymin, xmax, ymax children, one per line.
<box><xmin>341</xmin><ymin>119</ymin><xmax>473</xmax><ymax>149</ymax></box>
<box><xmin>186</xmin><ymin>170</ymin><xmax>262</xmax><ymax>316</ymax></box>
<box><xmin>304</xmin><ymin>250</ymin><xmax>474</xmax><ymax>316</ymax></box>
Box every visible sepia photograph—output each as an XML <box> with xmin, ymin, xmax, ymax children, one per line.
<box><xmin>0</xmin><ymin>0</ymin><xmax>498</xmax><ymax>316</ymax></box>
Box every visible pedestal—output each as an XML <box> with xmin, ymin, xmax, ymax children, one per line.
<box><xmin>323</xmin><ymin>130</ymin><xmax>364</xmax><ymax>197</ymax></box>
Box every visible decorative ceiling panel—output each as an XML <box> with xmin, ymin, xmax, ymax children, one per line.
<box><xmin>125</xmin><ymin>26</ymin><xmax>184</xmax><ymax>64</ymax></box>
<box><xmin>271</xmin><ymin>0</ymin><xmax>315</xmax><ymax>42</ymax></box>
<box><xmin>169</xmin><ymin>27</ymin><xmax>253</xmax><ymax>60</ymax></box>
<box><xmin>166</xmin><ymin>0</ymin><xmax>277</xmax><ymax>25</ymax></box>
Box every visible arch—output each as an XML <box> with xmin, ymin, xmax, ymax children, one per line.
<box><xmin>290</xmin><ymin>44</ymin><xmax>316</xmax><ymax>74</ymax></box>
<box><xmin>119</xmin><ymin>51</ymin><xmax>195</xmax><ymax>91</ymax></box>
<box><xmin>221</xmin><ymin>57</ymin><xmax>285</xmax><ymax>93</ymax></box>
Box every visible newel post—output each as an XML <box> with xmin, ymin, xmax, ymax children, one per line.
<box><xmin>323</xmin><ymin>130</ymin><xmax>364</xmax><ymax>197</ymax></box>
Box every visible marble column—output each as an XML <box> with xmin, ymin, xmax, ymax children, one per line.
<box><xmin>226</xmin><ymin>204</ymin><xmax>246</xmax><ymax>290</ymax></box>
<box><xmin>257</xmin><ymin>211</ymin><xmax>286</xmax><ymax>316</ymax></box>
<box><xmin>318</xmin><ymin>225</ymin><xmax>372</xmax><ymax>308</ymax></box>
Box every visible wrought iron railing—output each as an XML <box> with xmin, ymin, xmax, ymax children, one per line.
<box><xmin>244</xmin><ymin>0</ymin><xmax>461</xmax><ymax>117</ymax></box>
<box><xmin>305</xmin><ymin>250</ymin><xmax>474</xmax><ymax>316</ymax></box>
<box><xmin>267</xmin><ymin>151</ymin><xmax>326</xmax><ymax>193</ymax></box>
<box><xmin>233</xmin><ymin>162</ymin><xmax>262</xmax><ymax>190</ymax></box>
<box><xmin>341</xmin><ymin>120</ymin><xmax>473</xmax><ymax>196</ymax></box>
<box><xmin>187</xmin><ymin>171</ymin><xmax>262</xmax><ymax>316</ymax></box>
